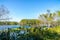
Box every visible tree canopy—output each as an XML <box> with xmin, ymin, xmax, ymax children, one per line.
<box><xmin>20</xmin><ymin>19</ymin><xmax>42</xmax><ymax>27</ymax></box>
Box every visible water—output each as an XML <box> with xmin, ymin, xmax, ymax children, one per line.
<box><xmin>0</xmin><ymin>25</ymin><xmax>20</xmax><ymax>30</ymax></box>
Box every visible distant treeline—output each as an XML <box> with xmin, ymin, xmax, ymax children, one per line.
<box><xmin>20</xmin><ymin>19</ymin><xmax>43</xmax><ymax>27</ymax></box>
<box><xmin>0</xmin><ymin>21</ymin><xmax>18</xmax><ymax>25</ymax></box>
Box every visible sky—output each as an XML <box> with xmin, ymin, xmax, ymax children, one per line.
<box><xmin>0</xmin><ymin>0</ymin><xmax>60</xmax><ymax>22</ymax></box>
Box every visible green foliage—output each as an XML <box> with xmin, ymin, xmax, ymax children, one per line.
<box><xmin>20</xmin><ymin>19</ymin><xmax>41</xmax><ymax>26</ymax></box>
<box><xmin>0</xmin><ymin>26</ymin><xmax>60</xmax><ymax>40</ymax></box>
<box><xmin>57</xmin><ymin>11</ymin><xmax>60</xmax><ymax>16</ymax></box>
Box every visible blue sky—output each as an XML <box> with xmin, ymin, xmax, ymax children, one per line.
<box><xmin>0</xmin><ymin>0</ymin><xmax>60</xmax><ymax>22</ymax></box>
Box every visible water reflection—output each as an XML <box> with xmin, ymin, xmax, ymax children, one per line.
<box><xmin>0</xmin><ymin>25</ymin><xmax>20</xmax><ymax>30</ymax></box>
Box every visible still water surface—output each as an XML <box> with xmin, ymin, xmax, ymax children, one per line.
<box><xmin>0</xmin><ymin>25</ymin><xmax>20</xmax><ymax>30</ymax></box>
